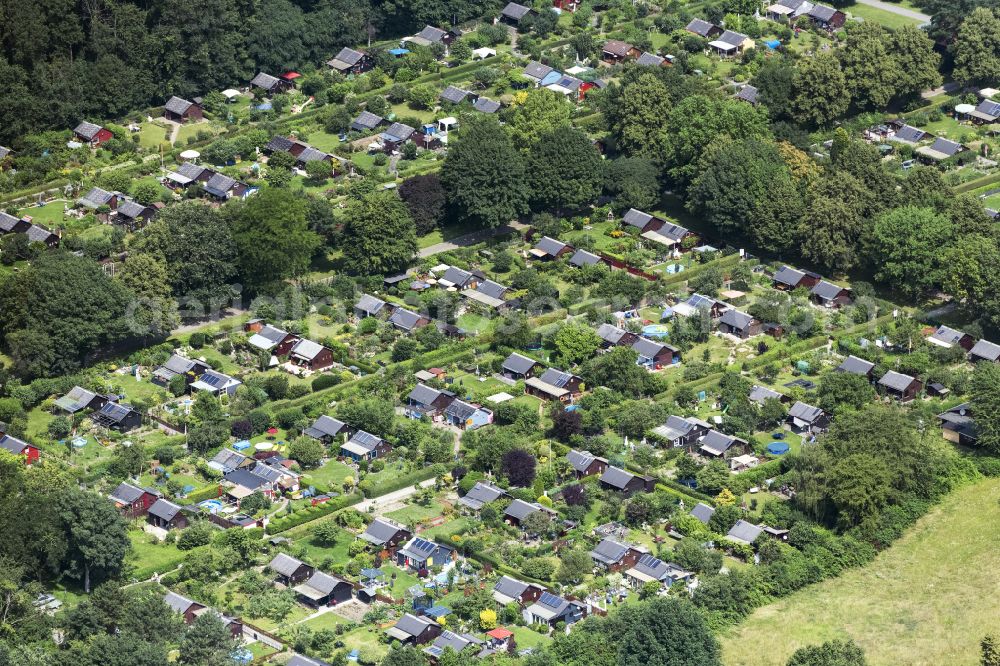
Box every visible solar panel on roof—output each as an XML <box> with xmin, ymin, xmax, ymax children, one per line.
<box><xmin>638</xmin><ymin>553</ymin><xmax>662</xmax><ymax>568</ymax></box>
<box><xmin>538</xmin><ymin>591</ymin><xmax>562</xmax><ymax>608</ymax></box>
<box><xmin>413</xmin><ymin>537</ymin><xmax>435</xmax><ymax>552</ymax></box>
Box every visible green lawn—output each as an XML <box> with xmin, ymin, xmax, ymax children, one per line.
<box><xmin>126</xmin><ymin>530</ymin><xmax>197</xmax><ymax>580</ymax></box>
<box><xmin>300</xmin><ymin>458</ymin><xmax>356</xmax><ymax>492</ymax></box>
<box><xmin>720</xmin><ymin>477</ymin><xmax>1000</xmax><ymax>666</ymax></box>
<box><xmin>847</xmin><ymin>3</ymin><xmax>922</xmax><ymax>29</ymax></box>
<box><xmin>139</xmin><ymin>122</ymin><xmax>171</xmax><ymax>150</ymax></box>
<box><xmin>306</xmin><ymin>130</ymin><xmax>343</xmax><ymax>153</ymax></box>
<box><xmin>175</xmin><ymin>121</ymin><xmax>213</xmax><ymax>146</ymax></box>
<box><xmin>296</xmin><ymin>610</ymin><xmax>351</xmax><ymax>633</ymax></box>
<box><xmin>384</xmin><ymin>502</ymin><xmax>443</xmax><ymax>525</ymax></box>
<box><xmin>510</xmin><ymin>625</ymin><xmax>554</xmax><ymax>651</ymax></box>
<box><xmin>19</xmin><ymin>201</ymin><xmax>68</xmax><ymax>228</ymax></box>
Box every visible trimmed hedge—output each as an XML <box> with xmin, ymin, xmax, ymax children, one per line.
<box><xmin>360</xmin><ymin>465</ymin><xmax>442</xmax><ymax>498</ymax></box>
<box><xmin>265</xmin><ymin>492</ymin><xmax>363</xmax><ymax>534</ymax></box>
<box><xmin>186</xmin><ymin>484</ymin><xmax>223</xmax><ymax>503</ymax></box>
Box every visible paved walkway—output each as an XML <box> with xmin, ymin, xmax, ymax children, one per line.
<box><xmin>855</xmin><ymin>0</ymin><xmax>930</xmax><ymax>22</ymax></box>
<box><xmin>418</xmin><ymin>221</ymin><xmax>527</xmax><ymax>258</ymax></box>
<box><xmin>347</xmin><ymin>478</ymin><xmax>436</xmax><ymax>516</ymax></box>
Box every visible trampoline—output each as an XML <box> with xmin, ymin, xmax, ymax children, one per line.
<box><xmin>643</xmin><ymin>324</ymin><xmax>670</xmax><ymax>339</ymax></box>
<box><xmin>767</xmin><ymin>441</ymin><xmax>790</xmax><ymax>455</ymax></box>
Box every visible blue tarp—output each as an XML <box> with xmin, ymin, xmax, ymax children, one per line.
<box><xmin>389</xmin><ymin>48</ymin><xmax>409</xmax><ymax>55</ymax></box>
<box><xmin>255</xmin><ymin>102</ymin><xmax>272</xmax><ymax>111</ymax></box>
<box><xmin>361</xmin><ymin>568</ymin><xmax>384</xmax><ymax>579</ymax></box>
<box><xmin>764</xmin><ymin>39</ymin><xmax>781</xmax><ymax>49</ymax></box>
<box><xmin>233</xmin><ymin>440</ymin><xmax>251</xmax><ymax>450</ymax></box>
<box><xmin>424</xmin><ymin>605</ymin><xmax>451</xmax><ymax>618</ymax></box>
<box><xmin>767</xmin><ymin>441</ymin><xmax>790</xmax><ymax>455</ymax></box>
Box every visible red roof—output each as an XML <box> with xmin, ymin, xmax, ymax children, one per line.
<box><xmin>487</xmin><ymin>627</ymin><xmax>513</xmax><ymax>639</ymax></box>
<box><xmin>281</xmin><ymin>72</ymin><xmax>302</xmax><ymax>80</ymax></box>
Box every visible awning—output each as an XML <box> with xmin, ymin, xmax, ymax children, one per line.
<box><xmin>341</xmin><ymin>441</ymin><xmax>371</xmax><ymax>457</ymax></box>
<box><xmin>462</xmin><ymin>289</ymin><xmax>505</xmax><ymax>308</ymax></box>
<box><xmin>766</xmin><ymin>3</ymin><xmax>794</xmax><ymax>14</ymax></box>
<box><xmin>294</xmin><ymin>584</ymin><xmax>327</xmax><ymax>601</ymax></box>
<box><xmin>386</xmin><ymin>627</ymin><xmax>411</xmax><ymax>641</ymax></box>
<box><xmin>709</xmin><ymin>40</ymin><xmax>737</xmax><ymax>51</ymax></box>
<box><xmin>640</xmin><ymin>230</ymin><xmax>678</xmax><ymax>246</ymax></box>
<box><xmin>625</xmin><ymin>567</ymin><xmax>657</xmax><ymax>584</ymax></box>
<box><xmin>165</xmin><ymin>172</ymin><xmax>193</xmax><ymax>185</ymax></box>
<box><xmin>525</xmin><ymin>377</ymin><xmax>569</xmax><ymax>398</ymax></box>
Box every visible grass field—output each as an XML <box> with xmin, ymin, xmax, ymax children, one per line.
<box><xmin>847</xmin><ymin>4</ymin><xmax>922</xmax><ymax>29</ymax></box>
<box><xmin>720</xmin><ymin>477</ymin><xmax>1000</xmax><ymax>666</ymax></box>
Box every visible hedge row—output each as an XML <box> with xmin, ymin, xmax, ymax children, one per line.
<box><xmin>360</xmin><ymin>465</ymin><xmax>442</xmax><ymax>498</ymax></box>
<box><xmin>186</xmin><ymin>484</ymin><xmax>222</xmax><ymax>503</ymax></box>
<box><xmin>470</xmin><ymin>550</ymin><xmax>552</xmax><ymax>587</ymax></box>
<box><xmin>265</xmin><ymin>492</ymin><xmax>364</xmax><ymax>534</ymax></box>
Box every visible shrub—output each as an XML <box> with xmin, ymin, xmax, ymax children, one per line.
<box><xmin>312</xmin><ymin>374</ymin><xmax>341</xmax><ymax>391</ymax></box>
<box><xmin>189</xmin><ymin>332</ymin><xmax>206</xmax><ymax>349</ymax></box>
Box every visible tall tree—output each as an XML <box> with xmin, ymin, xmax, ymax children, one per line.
<box><xmin>177</xmin><ymin>612</ymin><xmax>240</xmax><ymax>666</ymax></box>
<box><xmin>970</xmin><ymin>362</ymin><xmax>1000</xmax><ymax>455</ymax></box>
<box><xmin>398</xmin><ymin>174</ymin><xmax>447</xmax><ymax>235</ymax></box>
<box><xmin>617</xmin><ymin>597</ymin><xmax>721</xmax><ymax>666</ymax></box>
<box><xmin>226</xmin><ymin>188</ymin><xmax>320</xmax><ymax>290</ymax></box>
<box><xmin>0</xmin><ymin>252</ymin><xmax>135</xmax><ymax>378</ymax></box>
<box><xmin>57</xmin><ymin>489</ymin><xmax>130</xmax><ymax>593</ymax></box>
<box><xmin>892</xmin><ymin>24</ymin><xmax>943</xmax><ymax>96</ymax></box>
<box><xmin>340</xmin><ymin>191</ymin><xmax>417</xmax><ymax>275</ymax></box>
<box><xmin>872</xmin><ymin>206</ymin><xmax>953</xmax><ymax>299</ymax></box>
<box><xmin>601</xmin><ymin>72</ymin><xmax>674</xmax><ymax>164</ymax></box>
<box><xmin>790</xmin><ymin>53</ymin><xmax>849</xmax><ymax>128</ymax></box>
<box><xmin>527</xmin><ymin>127</ymin><xmax>603</xmax><ymax>213</ymax></box>
<box><xmin>441</xmin><ymin>115</ymin><xmax>529</xmax><ymax>228</ymax></box>
<box><xmin>953</xmin><ymin>8</ymin><xmax>1000</xmax><ymax>86</ymax></box>
<box><xmin>838</xmin><ymin>22</ymin><xmax>902</xmax><ymax>109</ymax></box>
<box><xmin>507</xmin><ymin>88</ymin><xmax>572</xmax><ymax>150</ymax></box>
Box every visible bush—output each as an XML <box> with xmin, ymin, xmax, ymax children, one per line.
<box><xmin>189</xmin><ymin>332</ymin><xmax>206</xmax><ymax>349</ymax></box>
<box><xmin>312</xmin><ymin>374</ymin><xmax>341</xmax><ymax>391</ymax></box>
<box><xmin>176</xmin><ymin>522</ymin><xmax>214</xmax><ymax>550</ymax></box>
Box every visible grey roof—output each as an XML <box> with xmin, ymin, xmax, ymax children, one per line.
<box><xmin>74</xmin><ymin>121</ymin><xmax>104</xmax><ymax>139</ymax></box>
<box><xmin>590</xmin><ymin>537</ymin><xmax>630</xmax><ymax>565</ymax></box>
<box><xmin>700</xmin><ymin>430</ymin><xmax>738</xmax><ymax>456</ymax></box>
<box><xmin>430</xmin><ymin>631</ymin><xmax>482</xmax><ymax>654</ymax></box>
<box><xmin>164</xmin><ymin>96</ymin><xmax>195</xmax><ymax>115</ymax></box>
<box><xmin>266</xmin><ymin>135</ymin><xmax>296</xmax><ymax>153</ymax></box>
<box><xmin>110</xmin><ymin>482</ymin><xmax>145</xmax><ymax>504</ymax></box>
<box><xmin>389</xmin><ymin>308</ymin><xmax>424</xmax><ymax>330</ymax></box>
<box><xmin>811</xmin><ymin>280</ymin><xmax>847</xmax><ymax>300</ymax></box>
<box><xmin>622</xmin><ymin>208</ymin><xmax>654</xmax><ymax>229</ymax></box>
<box><xmin>117</xmin><ymin>199</ymin><xmax>150</xmax><ymax>220</ymax></box>
<box><xmin>164</xmin><ymin>591</ymin><xmax>197</xmax><ymax>614</ymax></box>
<box><xmin>175</xmin><ymin>161</ymin><xmax>209</xmax><ymax>180</ymax></box>
<box><xmin>717</xmin><ymin>30</ymin><xmax>748</xmax><ymax>47</ymax></box>
<box><xmin>97</xmin><ymin>402</ymin><xmax>136</xmax><ymax>424</ymax></box>
<box><xmin>209</xmin><ymin>448</ymin><xmax>248</xmax><ymax>474</ymax></box>
<box><xmin>892</xmin><ymin>124</ymin><xmax>926</xmax><ymax>144</ymax></box>
<box><xmin>0</xmin><ymin>146</ymin><xmax>10</xmax><ymax>160</ymax></box>
<box><xmin>148</xmin><ymin>498</ymin><xmax>183</xmax><ymax>522</ymax></box>
<box><xmin>629</xmin><ymin>554</ymin><xmax>690</xmax><ymax>583</ymax></box>
<box><xmin>636</xmin><ymin>52</ymin><xmax>665</xmax><ymax>66</ymax></box>
<box><xmin>502</xmin><ymin>352</ymin><xmax>538</xmax><ymax>375</ymax></box>
<box><xmin>351</xmin><ymin>111</ymin><xmax>384</xmax><ymax>131</ymax></box>
<box><xmin>332</xmin><ymin>47</ymin><xmax>365</xmax><ymax>67</ymax></box>
<box><xmin>538</xmin><ymin>368</ymin><xmax>574</xmax><ymax>387</ymax></box>
<box><xmin>394</xmin><ymin>613</ymin><xmax>437</xmax><ymax>637</ymax></box>
<box><xmin>356</xmin><ymin>293</ymin><xmax>386</xmax><ymax>315</ymax></box>
<box><xmin>748</xmin><ymin>384</ymin><xmax>782</xmax><ymax>403</ymax></box>
<box><xmin>473</xmin><ymin>97</ymin><xmax>501</xmax><ymax>113</ymax></box>
<box><xmin>361</xmin><ymin>518</ymin><xmax>407</xmax><ymax>545</ymax></box>
<box><xmin>567</xmin><ymin>449</ymin><xmax>604</xmax><ymax>472</ymax></box>
<box><xmin>654</xmin><ymin>415</ymin><xmax>701</xmax><ymax>440</ymax></box>
<box><xmin>494</xmin><ymin>575</ymin><xmax>531</xmax><ymax>600</ymax></box>
<box><xmin>971</xmin><ymin>339</ymin><xmax>1000</xmax><ymax>361</ymax></box>
<box><xmin>251</xmin><ymin>72</ymin><xmax>281</xmax><ymax>90</ymax></box>
<box><xmin>302</xmin><ymin>571</ymin><xmax>349</xmax><ymax>595</ymax></box>
<box><xmin>444</xmin><ymin>399</ymin><xmax>479</xmax><ymax>421</ymax></box>
<box><xmin>788</xmin><ymin>401</ymin><xmax>824</xmax><ymax>423</ymax></box>
<box><xmin>602</xmin><ymin>40</ymin><xmax>634</xmax><ymax>57</ymax></box>
<box><xmin>79</xmin><ymin>186</ymin><xmax>117</xmax><ymax>208</ymax></box>
<box><xmin>597</xmin><ymin>323</ymin><xmax>630</xmax><ymax>345</ymax></box>
<box><xmin>600</xmin><ymin>466</ymin><xmax>635</xmax><ymax>489</ymax></box>
<box><xmin>691</xmin><ymin>502</ymin><xmax>715</xmax><ymax>524</ymax></box>
<box><xmin>523</xmin><ymin>61</ymin><xmax>554</xmax><ymax>80</ymax></box>
<box><xmin>686</xmin><ymin>18</ymin><xmax>716</xmax><ymax>36</ymax></box>
<box><xmin>440</xmin><ymin>265</ymin><xmax>473</xmax><ymax>287</ymax></box>
<box><xmin>415</xmin><ymin>25</ymin><xmax>448</xmax><ymax>43</ymax></box>
<box><xmin>534</xmin><ymin>236</ymin><xmax>568</xmax><ymax>256</ymax></box>
<box><xmin>505</xmin><ymin>499</ymin><xmax>543</xmax><ymax>521</ymax></box>
<box><xmin>290</xmin><ymin>338</ymin><xmax>326</xmax><ymax>361</ymax></box>
<box><xmin>501</xmin><ymin>1</ymin><xmax>533</xmax><ymax>19</ymax></box>
<box><xmin>346</xmin><ymin>430</ymin><xmax>383</xmax><ymax>453</ymax></box>
<box><xmin>552</xmin><ymin>74</ymin><xmax>583</xmax><ymax>91</ymax></box>
<box><xmin>569</xmin><ymin>248</ymin><xmax>602</xmax><ymax>266</ymax></box>
<box><xmin>475</xmin><ymin>280</ymin><xmax>507</xmax><ymax>300</ymax></box>
<box><xmin>736</xmin><ymin>84</ymin><xmax>758</xmax><ymax>104</ymax></box>
<box><xmin>304</xmin><ymin>415</ymin><xmax>348</xmax><ymax>439</ymax></box>
<box><xmin>929</xmin><ymin>325</ymin><xmax>967</xmax><ymax>346</ymax></box>
<box><xmin>975</xmin><ymin>99</ymin><xmax>1000</xmax><ymax>119</ymax></box>
<box><xmin>632</xmin><ymin>336</ymin><xmax>675</xmax><ymax>360</ymax></box>
<box><xmin>928</xmin><ymin>137</ymin><xmax>963</xmax><ymax>157</ymax></box>
<box><xmin>163</xmin><ymin>353</ymin><xmax>199</xmax><ymax>375</ymax></box>
<box><xmin>879</xmin><ymin>370</ymin><xmax>917</xmax><ymax>392</ymax></box>
<box><xmin>837</xmin><ymin>355</ymin><xmax>875</xmax><ymax>375</ymax></box>
<box><xmin>248</xmin><ymin>324</ymin><xmax>290</xmax><ymax>349</ymax></box>
<box><xmin>204</xmin><ymin>172</ymin><xmax>238</xmax><ymax>197</ymax></box>
<box><xmin>808</xmin><ymin>4</ymin><xmax>838</xmax><ymax>21</ymax></box>
<box><xmin>269</xmin><ymin>553</ymin><xmax>307</xmax><ymax>577</ymax></box>
<box><xmin>57</xmin><ymin>386</ymin><xmax>98</xmax><ymax>412</ymax></box>
<box><xmin>297</xmin><ymin>146</ymin><xmax>331</xmax><ymax>163</ymax></box>
<box><xmin>773</xmin><ymin>265</ymin><xmax>806</xmax><ymax>287</ymax></box>
<box><xmin>440</xmin><ymin>85</ymin><xmax>471</xmax><ymax>104</ymax></box>
<box><xmin>459</xmin><ymin>481</ymin><xmax>505</xmax><ymax>509</ymax></box>
<box><xmin>0</xmin><ymin>212</ymin><xmax>24</xmax><ymax>232</ymax></box>
<box><xmin>225</xmin><ymin>467</ymin><xmax>271</xmax><ymax>490</ymax></box>
<box><xmin>408</xmin><ymin>383</ymin><xmax>449</xmax><ymax>406</ymax></box>
<box><xmin>727</xmin><ymin>519</ymin><xmax>763</xmax><ymax>544</ymax></box>
<box><xmin>720</xmin><ymin>309</ymin><xmax>755</xmax><ymax>330</ymax></box>
<box><xmin>25</xmin><ymin>225</ymin><xmax>55</xmax><ymax>244</ymax></box>
<box><xmin>383</xmin><ymin>122</ymin><xmax>415</xmax><ymax>143</ymax></box>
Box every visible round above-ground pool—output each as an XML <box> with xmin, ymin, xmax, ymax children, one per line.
<box><xmin>71</xmin><ymin>437</ymin><xmax>88</xmax><ymax>448</ymax></box>
<box><xmin>767</xmin><ymin>441</ymin><xmax>790</xmax><ymax>455</ymax></box>
<box><xmin>199</xmin><ymin>499</ymin><xmax>224</xmax><ymax>513</ymax></box>
<box><xmin>643</xmin><ymin>324</ymin><xmax>670</xmax><ymax>339</ymax></box>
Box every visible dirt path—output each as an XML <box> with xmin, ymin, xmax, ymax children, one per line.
<box><xmin>418</xmin><ymin>221</ymin><xmax>527</xmax><ymax>258</ymax></box>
